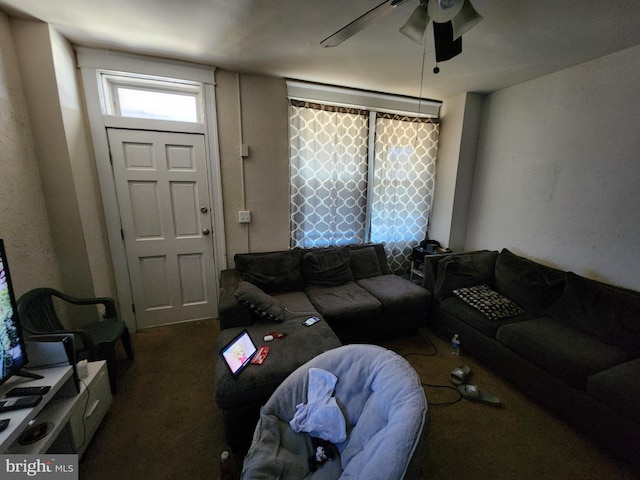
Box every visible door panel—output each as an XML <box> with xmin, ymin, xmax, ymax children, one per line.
<box><xmin>108</xmin><ymin>129</ymin><xmax>217</xmax><ymax>328</ymax></box>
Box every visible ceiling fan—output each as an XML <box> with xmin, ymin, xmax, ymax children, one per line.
<box><xmin>321</xmin><ymin>0</ymin><xmax>482</xmax><ymax>68</ymax></box>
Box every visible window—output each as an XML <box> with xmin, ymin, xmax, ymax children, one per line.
<box><xmin>100</xmin><ymin>72</ymin><xmax>203</xmax><ymax>123</ymax></box>
<box><xmin>289</xmin><ymin>101</ymin><xmax>439</xmax><ymax>272</ymax></box>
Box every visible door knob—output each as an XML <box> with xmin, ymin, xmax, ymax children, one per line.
<box><xmin>202</xmin><ymin>228</ymin><xmax>210</xmax><ymax>236</ymax></box>
<box><xmin>200</xmin><ymin>206</ymin><xmax>209</xmax><ymax>214</ymax></box>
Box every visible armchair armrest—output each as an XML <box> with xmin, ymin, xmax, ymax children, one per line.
<box><xmin>49</xmin><ymin>290</ymin><xmax>117</xmax><ymax>319</ymax></box>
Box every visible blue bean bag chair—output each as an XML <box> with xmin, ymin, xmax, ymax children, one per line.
<box><xmin>241</xmin><ymin>344</ymin><xmax>429</xmax><ymax>479</ymax></box>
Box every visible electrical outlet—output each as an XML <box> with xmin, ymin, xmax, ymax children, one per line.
<box><xmin>238</xmin><ymin>210</ymin><xmax>251</xmax><ymax>223</ymax></box>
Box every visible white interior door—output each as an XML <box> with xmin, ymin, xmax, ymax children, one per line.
<box><xmin>107</xmin><ymin>129</ymin><xmax>217</xmax><ymax>329</ymax></box>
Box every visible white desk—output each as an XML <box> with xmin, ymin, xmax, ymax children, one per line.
<box><xmin>0</xmin><ymin>361</ymin><xmax>111</xmax><ymax>456</ymax></box>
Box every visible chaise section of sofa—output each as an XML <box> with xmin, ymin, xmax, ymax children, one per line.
<box><xmin>427</xmin><ymin>248</ymin><xmax>640</xmax><ymax>472</ymax></box>
<box><xmin>215</xmin><ymin>243</ymin><xmax>432</xmax><ymax>451</ymax></box>
<box><xmin>215</xmin><ymin>291</ymin><xmax>341</xmax><ymax>452</ymax></box>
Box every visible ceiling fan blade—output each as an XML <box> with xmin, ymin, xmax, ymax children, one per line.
<box><xmin>321</xmin><ymin>0</ymin><xmax>410</xmax><ymax>48</ymax></box>
<box><xmin>399</xmin><ymin>4</ymin><xmax>429</xmax><ymax>44</ymax></box>
<box><xmin>451</xmin><ymin>0</ymin><xmax>482</xmax><ymax>39</ymax></box>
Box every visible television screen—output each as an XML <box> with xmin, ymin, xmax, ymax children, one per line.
<box><xmin>0</xmin><ymin>239</ymin><xmax>28</xmax><ymax>385</ymax></box>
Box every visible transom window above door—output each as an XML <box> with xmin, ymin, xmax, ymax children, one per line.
<box><xmin>99</xmin><ymin>72</ymin><xmax>203</xmax><ymax>123</ymax></box>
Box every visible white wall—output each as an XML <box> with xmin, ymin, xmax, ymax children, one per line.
<box><xmin>216</xmin><ymin>71</ymin><xmax>290</xmax><ymax>266</ymax></box>
<box><xmin>431</xmin><ymin>92</ymin><xmax>483</xmax><ymax>251</ymax></box>
<box><xmin>10</xmin><ymin>19</ymin><xmax>96</xmax><ymax>300</ymax></box>
<box><xmin>465</xmin><ymin>44</ymin><xmax>640</xmax><ymax>291</ymax></box>
<box><xmin>49</xmin><ymin>28</ymin><xmax>115</xmax><ymax>299</ymax></box>
<box><xmin>0</xmin><ymin>13</ymin><xmax>62</xmax><ymax>295</ymax></box>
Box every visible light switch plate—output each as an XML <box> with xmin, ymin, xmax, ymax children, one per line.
<box><xmin>238</xmin><ymin>210</ymin><xmax>251</xmax><ymax>223</ymax></box>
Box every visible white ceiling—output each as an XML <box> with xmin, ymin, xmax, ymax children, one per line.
<box><xmin>2</xmin><ymin>0</ymin><xmax>640</xmax><ymax>101</ymax></box>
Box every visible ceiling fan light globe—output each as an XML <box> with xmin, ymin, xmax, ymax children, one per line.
<box><xmin>399</xmin><ymin>5</ymin><xmax>429</xmax><ymax>44</ymax></box>
<box><xmin>451</xmin><ymin>0</ymin><xmax>482</xmax><ymax>39</ymax></box>
<box><xmin>428</xmin><ymin>0</ymin><xmax>464</xmax><ymax>23</ymax></box>
<box><xmin>438</xmin><ymin>0</ymin><xmax>457</xmax><ymax>9</ymax></box>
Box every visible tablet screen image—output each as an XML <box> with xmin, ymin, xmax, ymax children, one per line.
<box><xmin>220</xmin><ymin>330</ymin><xmax>257</xmax><ymax>377</ymax></box>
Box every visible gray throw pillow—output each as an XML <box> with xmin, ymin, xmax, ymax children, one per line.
<box><xmin>234</xmin><ymin>281</ymin><xmax>284</xmax><ymax>322</ymax></box>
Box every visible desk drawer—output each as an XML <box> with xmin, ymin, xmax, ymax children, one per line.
<box><xmin>84</xmin><ymin>367</ymin><xmax>112</xmax><ymax>439</ymax></box>
<box><xmin>69</xmin><ymin>362</ymin><xmax>113</xmax><ymax>456</ymax></box>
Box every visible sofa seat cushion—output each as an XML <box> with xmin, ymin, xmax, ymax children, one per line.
<box><xmin>356</xmin><ymin>274</ymin><xmax>431</xmax><ymax>317</ymax></box>
<box><xmin>305</xmin><ymin>282</ymin><xmax>382</xmax><ymax>324</ymax></box>
<box><xmin>587</xmin><ymin>359</ymin><xmax>640</xmax><ymax>424</ymax></box>
<box><xmin>497</xmin><ymin>317</ymin><xmax>629</xmax><ymax>388</ymax></box>
<box><xmin>215</xmin><ymin>292</ymin><xmax>341</xmax><ymax>411</ymax></box>
<box><xmin>439</xmin><ymin>296</ymin><xmax>530</xmax><ymax>338</ymax></box>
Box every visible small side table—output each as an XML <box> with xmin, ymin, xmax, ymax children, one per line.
<box><xmin>409</xmin><ymin>247</ymin><xmax>452</xmax><ymax>285</ymax></box>
<box><xmin>409</xmin><ymin>247</ymin><xmax>428</xmax><ymax>283</ymax></box>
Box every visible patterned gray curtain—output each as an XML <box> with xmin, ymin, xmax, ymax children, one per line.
<box><xmin>289</xmin><ymin>101</ymin><xmax>369</xmax><ymax>247</ymax></box>
<box><xmin>289</xmin><ymin>101</ymin><xmax>439</xmax><ymax>272</ymax></box>
<box><xmin>371</xmin><ymin>114</ymin><xmax>439</xmax><ymax>272</ymax></box>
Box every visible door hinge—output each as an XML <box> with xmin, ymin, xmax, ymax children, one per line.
<box><xmin>132</xmin><ymin>303</ymin><xmax>136</xmax><ymax>314</ymax></box>
<box><xmin>121</xmin><ymin>229</ymin><xmax>124</xmax><ymax>241</ymax></box>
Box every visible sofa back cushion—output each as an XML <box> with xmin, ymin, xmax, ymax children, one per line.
<box><xmin>434</xmin><ymin>250</ymin><xmax>498</xmax><ymax>299</ymax></box>
<box><xmin>302</xmin><ymin>246</ymin><xmax>354</xmax><ymax>287</ymax></box>
<box><xmin>234</xmin><ymin>248</ymin><xmax>304</xmax><ymax>294</ymax></box>
<box><xmin>349</xmin><ymin>246</ymin><xmax>383</xmax><ymax>280</ymax></box>
<box><xmin>350</xmin><ymin>243</ymin><xmax>391</xmax><ymax>275</ymax></box>
<box><xmin>494</xmin><ymin>249</ymin><xmax>565</xmax><ymax>314</ymax></box>
<box><xmin>548</xmin><ymin>272</ymin><xmax>640</xmax><ymax>356</ymax></box>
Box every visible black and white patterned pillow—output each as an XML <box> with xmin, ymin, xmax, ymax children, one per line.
<box><xmin>453</xmin><ymin>284</ymin><xmax>524</xmax><ymax>319</ymax></box>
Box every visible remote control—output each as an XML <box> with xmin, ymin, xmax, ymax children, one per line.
<box><xmin>5</xmin><ymin>386</ymin><xmax>51</xmax><ymax>397</ymax></box>
<box><xmin>0</xmin><ymin>419</ymin><xmax>9</xmax><ymax>431</ymax></box>
<box><xmin>0</xmin><ymin>396</ymin><xmax>43</xmax><ymax>412</ymax></box>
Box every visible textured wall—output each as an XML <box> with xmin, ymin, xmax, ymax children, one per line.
<box><xmin>466</xmin><ymin>44</ymin><xmax>640</xmax><ymax>291</ymax></box>
<box><xmin>217</xmin><ymin>71</ymin><xmax>290</xmax><ymax>267</ymax></box>
<box><xmin>0</xmin><ymin>13</ymin><xmax>62</xmax><ymax>295</ymax></box>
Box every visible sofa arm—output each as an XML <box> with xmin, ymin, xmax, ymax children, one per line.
<box><xmin>432</xmin><ymin>250</ymin><xmax>498</xmax><ymax>299</ymax></box>
<box><xmin>218</xmin><ymin>269</ymin><xmax>252</xmax><ymax>330</ymax></box>
<box><xmin>422</xmin><ymin>253</ymin><xmax>452</xmax><ymax>293</ymax></box>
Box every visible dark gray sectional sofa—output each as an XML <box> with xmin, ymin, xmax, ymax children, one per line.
<box><xmin>215</xmin><ymin>243</ymin><xmax>431</xmax><ymax>451</ymax></box>
<box><xmin>424</xmin><ymin>248</ymin><xmax>640</xmax><ymax>472</ymax></box>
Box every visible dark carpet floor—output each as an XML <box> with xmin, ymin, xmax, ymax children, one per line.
<box><xmin>79</xmin><ymin>318</ymin><xmax>637</xmax><ymax>480</ymax></box>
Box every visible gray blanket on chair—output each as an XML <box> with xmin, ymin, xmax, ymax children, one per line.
<box><xmin>241</xmin><ymin>344</ymin><xmax>428</xmax><ymax>480</ymax></box>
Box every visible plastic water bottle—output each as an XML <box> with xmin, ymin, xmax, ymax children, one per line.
<box><xmin>451</xmin><ymin>334</ymin><xmax>461</xmax><ymax>356</ymax></box>
<box><xmin>220</xmin><ymin>450</ymin><xmax>233</xmax><ymax>480</ymax></box>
